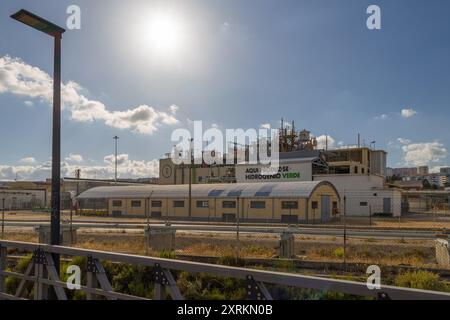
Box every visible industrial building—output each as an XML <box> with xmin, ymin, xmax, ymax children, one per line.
<box><xmin>0</xmin><ymin>188</ymin><xmax>46</xmax><ymax>210</ymax></box>
<box><xmin>77</xmin><ymin>181</ymin><xmax>341</xmax><ymax>223</ymax></box>
<box><xmin>157</xmin><ymin>124</ymin><xmax>398</xmax><ymax>217</ymax></box>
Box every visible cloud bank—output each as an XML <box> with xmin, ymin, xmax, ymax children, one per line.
<box><xmin>0</xmin><ymin>154</ymin><xmax>159</xmax><ymax>181</ymax></box>
<box><xmin>0</xmin><ymin>55</ymin><xmax>179</xmax><ymax>134</ymax></box>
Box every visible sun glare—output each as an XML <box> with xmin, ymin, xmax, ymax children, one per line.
<box><xmin>139</xmin><ymin>11</ymin><xmax>185</xmax><ymax>56</ymax></box>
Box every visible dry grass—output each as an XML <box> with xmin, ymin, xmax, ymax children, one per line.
<box><xmin>0</xmin><ymin>229</ymin><xmax>441</xmax><ymax>268</ymax></box>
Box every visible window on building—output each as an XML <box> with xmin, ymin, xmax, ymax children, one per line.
<box><xmin>222</xmin><ymin>201</ymin><xmax>236</xmax><ymax>208</ymax></box>
<box><xmin>360</xmin><ymin>202</ymin><xmax>368</xmax><ymax>207</ymax></box>
<box><xmin>196</xmin><ymin>201</ymin><xmax>209</xmax><ymax>208</ymax></box>
<box><xmin>354</xmin><ymin>167</ymin><xmax>358</xmax><ymax>174</ymax></box>
<box><xmin>332</xmin><ymin>201</ymin><xmax>338</xmax><ymax>215</ymax></box>
<box><xmin>151</xmin><ymin>200</ymin><xmax>162</xmax><ymax>208</ymax></box>
<box><xmin>311</xmin><ymin>201</ymin><xmax>318</xmax><ymax>209</ymax></box>
<box><xmin>282</xmin><ymin>201</ymin><xmax>298</xmax><ymax>209</ymax></box>
<box><xmin>112</xmin><ymin>200</ymin><xmax>122</xmax><ymax>207</ymax></box>
<box><xmin>131</xmin><ymin>200</ymin><xmax>141</xmax><ymax>208</ymax></box>
<box><xmin>173</xmin><ymin>200</ymin><xmax>185</xmax><ymax>208</ymax></box>
<box><xmin>250</xmin><ymin>201</ymin><xmax>266</xmax><ymax>209</ymax></box>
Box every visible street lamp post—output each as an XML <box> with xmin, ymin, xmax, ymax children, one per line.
<box><xmin>11</xmin><ymin>9</ymin><xmax>66</xmax><ymax>276</ymax></box>
<box><xmin>113</xmin><ymin>136</ymin><xmax>119</xmax><ymax>183</ymax></box>
<box><xmin>188</xmin><ymin>138</ymin><xmax>193</xmax><ymax>219</ymax></box>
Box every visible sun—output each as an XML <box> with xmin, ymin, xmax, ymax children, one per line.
<box><xmin>139</xmin><ymin>11</ymin><xmax>185</xmax><ymax>56</ymax></box>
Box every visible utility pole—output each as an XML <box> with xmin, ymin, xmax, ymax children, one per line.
<box><xmin>343</xmin><ymin>194</ymin><xmax>347</xmax><ymax>269</ymax></box>
<box><xmin>236</xmin><ymin>196</ymin><xmax>240</xmax><ymax>262</ymax></box>
<box><xmin>369</xmin><ymin>204</ymin><xmax>372</xmax><ymax>227</ymax></box>
<box><xmin>145</xmin><ymin>191</ymin><xmax>153</xmax><ymax>255</ymax></box>
<box><xmin>113</xmin><ymin>136</ymin><xmax>119</xmax><ymax>183</ymax></box>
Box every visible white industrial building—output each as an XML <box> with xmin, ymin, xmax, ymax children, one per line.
<box><xmin>312</xmin><ymin>174</ymin><xmax>401</xmax><ymax>217</ymax></box>
<box><xmin>155</xmin><ymin>127</ymin><xmax>402</xmax><ymax>219</ymax></box>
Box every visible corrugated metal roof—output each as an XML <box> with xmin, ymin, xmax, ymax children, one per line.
<box><xmin>77</xmin><ymin>181</ymin><xmax>336</xmax><ymax>200</ymax></box>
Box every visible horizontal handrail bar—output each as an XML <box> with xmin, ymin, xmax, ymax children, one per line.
<box><xmin>1</xmin><ymin>240</ymin><xmax>450</xmax><ymax>300</ymax></box>
<box><xmin>0</xmin><ymin>292</ymin><xmax>26</xmax><ymax>300</ymax></box>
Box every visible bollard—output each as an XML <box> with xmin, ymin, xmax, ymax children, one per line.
<box><xmin>279</xmin><ymin>231</ymin><xmax>295</xmax><ymax>258</ymax></box>
<box><xmin>145</xmin><ymin>226</ymin><xmax>176</xmax><ymax>252</ymax></box>
<box><xmin>34</xmin><ymin>224</ymin><xmax>78</xmax><ymax>245</ymax></box>
<box><xmin>435</xmin><ymin>236</ymin><xmax>450</xmax><ymax>268</ymax></box>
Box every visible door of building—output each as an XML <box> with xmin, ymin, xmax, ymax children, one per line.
<box><xmin>321</xmin><ymin>196</ymin><xmax>331</xmax><ymax>222</ymax></box>
<box><xmin>383</xmin><ymin>198</ymin><xmax>391</xmax><ymax>214</ymax></box>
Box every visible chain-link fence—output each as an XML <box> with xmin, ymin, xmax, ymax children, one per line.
<box><xmin>2</xmin><ymin>191</ymin><xmax>450</xmax><ymax>272</ymax></box>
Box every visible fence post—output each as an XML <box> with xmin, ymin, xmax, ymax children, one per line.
<box><xmin>0</xmin><ymin>245</ymin><xmax>6</xmax><ymax>296</ymax></box>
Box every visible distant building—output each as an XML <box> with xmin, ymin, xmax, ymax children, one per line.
<box><xmin>390</xmin><ymin>167</ymin><xmax>418</xmax><ymax>177</ymax></box>
<box><xmin>418</xmin><ymin>166</ymin><xmax>429</xmax><ymax>176</ymax></box>
<box><xmin>424</xmin><ymin>174</ymin><xmax>448</xmax><ymax>188</ymax></box>
<box><xmin>0</xmin><ymin>188</ymin><xmax>47</xmax><ymax>209</ymax></box>
<box><xmin>370</xmin><ymin>150</ymin><xmax>388</xmax><ymax>177</ymax></box>
<box><xmin>440</xmin><ymin>167</ymin><xmax>450</xmax><ymax>175</ymax></box>
<box><xmin>386</xmin><ymin>167</ymin><xmax>393</xmax><ymax>177</ymax></box>
<box><xmin>392</xmin><ymin>180</ymin><xmax>423</xmax><ymax>191</ymax></box>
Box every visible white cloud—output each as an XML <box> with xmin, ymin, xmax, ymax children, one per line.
<box><xmin>401</xmin><ymin>108</ymin><xmax>418</xmax><ymax>118</ymax></box>
<box><xmin>104</xmin><ymin>153</ymin><xmax>129</xmax><ymax>166</ymax></box>
<box><xmin>316</xmin><ymin>135</ymin><xmax>335</xmax><ymax>150</ymax></box>
<box><xmin>221</xmin><ymin>22</ymin><xmax>231</xmax><ymax>33</ymax></box>
<box><xmin>19</xmin><ymin>157</ymin><xmax>36</xmax><ymax>165</ymax></box>
<box><xmin>65</xmin><ymin>153</ymin><xmax>83</xmax><ymax>163</ymax></box>
<box><xmin>24</xmin><ymin>100</ymin><xmax>34</xmax><ymax>107</ymax></box>
<box><xmin>0</xmin><ymin>55</ymin><xmax>179</xmax><ymax>135</ymax></box>
<box><xmin>397</xmin><ymin>138</ymin><xmax>411</xmax><ymax>145</ymax></box>
<box><xmin>169</xmin><ymin>105</ymin><xmax>179</xmax><ymax>114</ymax></box>
<box><xmin>374</xmin><ymin>113</ymin><xmax>388</xmax><ymax>120</ymax></box>
<box><xmin>0</xmin><ymin>154</ymin><xmax>159</xmax><ymax>181</ymax></box>
<box><xmin>260</xmin><ymin>123</ymin><xmax>271</xmax><ymax>129</ymax></box>
<box><xmin>430</xmin><ymin>166</ymin><xmax>448</xmax><ymax>174</ymax></box>
<box><xmin>402</xmin><ymin>141</ymin><xmax>447</xmax><ymax>166</ymax></box>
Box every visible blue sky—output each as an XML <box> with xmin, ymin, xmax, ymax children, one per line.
<box><xmin>0</xmin><ymin>0</ymin><xmax>449</xmax><ymax>180</ymax></box>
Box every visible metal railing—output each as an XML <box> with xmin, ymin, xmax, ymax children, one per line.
<box><xmin>1</xmin><ymin>240</ymin><xmax>450</xmax><ymax>300</ymax></box>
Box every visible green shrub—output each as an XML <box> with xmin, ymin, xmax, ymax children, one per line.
<box><xmin>333</xmin><ymin>247</ymin><xmax>345</xmax><ymax>258</ymax></box>
<box><xmin>158</xmin><ymin>250</ymin><xmax>176</xmax><ymax>259</ymax></box>
<box><xmin>394</xmin><ymin>271</ymin><xmax>450</xmax><ymax>292</ymax></box>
